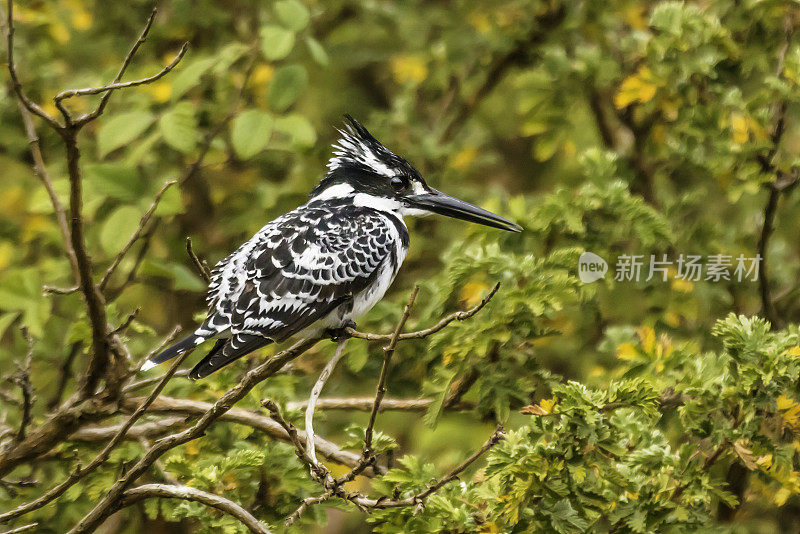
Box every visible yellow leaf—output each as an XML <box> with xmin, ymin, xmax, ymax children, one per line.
<box><xmin>614</xmin><ymin>66</ymin><xmax>658</xmax><ymax>109</ymax></box>
<box><xmin>671</xmin><ymin>278</ymin><xmax>693</xmax><ymax>293</ymax></box>
<box><xmin>450</xmin><ymin>146</ymin><xmax>478</xmax><ymax>170</ymax></box>
<box><xmin>757</xmin><ymin>453</ymin><xmax>773</xmax><ymax>470</ymax></box>
<box><xmin>459</xmin><ymin>281</ymin><xmax>489</xmax><ymax>308</ymax></box>
<box><xmin>785</xmin><ymin>346</ymin><xmax>800</xmax><ymax>358</ymax></box>
<box><xmin>664</xmin><ymin>311</ymin><xmax>681</xmax><ymax>328</ymax></box>
<box><xmin>777</xmin><ymin>395</ymin><xmax>800</xmax><ymax>433</ymax></box>
<box><xmin>147</xmin><ymin>81</ymin><xmax>172</xmax><ymax>103</ymax></box>
<box><xmin>731</xmin><ymin>113</ymin><xmax>749</xmax><ymax>144</ymax></box>
<box><xmin>251</xmin><ymin>64</ymin><xmax>275</xmax><ymax>88</ymax></box>
<box><xmin>0</xmin><ymin>242</ymin><xmax>12</xmax><ymax>271</ymax></box>
<box><xmin>49</xmin><ymin>22</ymin><xmax>70</xmax><ymax>43</ymax></box>
<box><xmin>391</xmin><ymin>55</ymin><xmax>428</xmax><ymax>84</ymax></box>
<box><xmin>71</xmin><ymin>10</ymin><xmax>93</xmax><ymax>31</ymax></box>
<box><xmin>539</xmin><ymin>398</ymin><xmax>557</xmax><ymax>413</ymax></box>
<box><xmin>616</xmin><ymin>342</ymin><xmax>638</xmax><ymax>360</ymax></box>
<box><xmin>468</xmin><ymin>12</ymin><xmax>491</xmax><ymax>33</ymax></box>
<box><xmin>637</xmin><ymin>326</ymin><xmax>656</xmax><ymax>354</ymax></box>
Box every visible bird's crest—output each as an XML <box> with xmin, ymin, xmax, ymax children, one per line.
<box><xmin>326</xmin><ymin>115</ymin><xmax>398</xmax><ymax>177</ymax></box>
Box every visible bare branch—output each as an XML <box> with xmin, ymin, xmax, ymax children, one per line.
<box><xmin>347</xmin><ymin>283</ymin><xmax>498</xmax><ymax>341</ymax></box>
<box><xmin>285</xmin><ymin>491</ymin><xmax>334</xmax><ymax>526</ymax></box>
<box><xmin>286</xmin><ymin>426</ymin><xmax>505</xmax><ymax>524</ymax></box>
<box><xmin>67</xmin><ymin>337</ymin><xmax>320</xmax><ymax>534</ymax></box>
<box><xmin>99</xmin><ymin>180</ymin><xmax>177</xmax><ymax>291</ymax></box>
<box><xmin>0</xmin><ymin>349</ymin><xmax>190</xmax><ymax>523</ymax></box>
<box><xmin>57</xmin><ymin>42</ymin><xmax>189</xmax><ymax>125</ymax></box>
<box><xmin>15</xmin><ymin>101</ymin><xmax>80</xmax><ymax>284</ymax></box>
<box><xmin>364</xmin><ymin>288</ymin><xmax>418</xmax><ymax>449</ymax></box>
<box><xmin>0</xmin><ymin>523</ymin><xmax>38</xmax><ymax>534</ymax></box>
<box><xmin>10</xmin><ymin>327</ymin><xmax>35</xmax><ymax>445</ymax></box>
<box><xmin>121</xmin><ymin>484</ymin><xmax>271</xmax><ymax>534</ymax></box>
<box><xmin>305</xmin><ymin>340</ymin><xmax>349</xmax><ymax>470</ymax></box>
<box><xmin>287</xmin><ymin>396</ymin><xmax>474</xmax><ymax>412</ymax></box>
<box><xmin>335</xmin><ymin>286</ymin><xmax>419</xmax><ymax>489</ymax></box>
<box><xmin>142</xmin><ymin>396</ymin><xmax>382</xmax><ymax>475</ymax></box>
<box><xmin>3</xmin><ymin>0</ymin><xmax>62</xmax><ymax>130</ymax></box>
<box><xmin>186</xmin><ymin>237</ymin><xmax>212</xmax><ymax>283</ymax></box>
<box><xmin>70</xmin><ymin>417</ymin><xmax>186</xmax><ymax>442</ymax></box>
<box><xmin>262</xmin><ymin>400</ymin><xmax>331</xmax><ymax>483</ymax></box>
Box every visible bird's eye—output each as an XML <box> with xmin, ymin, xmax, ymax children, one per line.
<box><xmin>390</xmin><ymin>176</ymin><xmax>407</xmax><ymax>192</ymax></box>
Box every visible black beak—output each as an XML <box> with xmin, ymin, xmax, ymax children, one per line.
<box><xmin>406</xmin><ymin>188</ymin><xmax>522</xmax><ymax>232</ymax></box>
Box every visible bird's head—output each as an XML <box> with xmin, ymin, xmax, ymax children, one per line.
<box><xmin>310</xmin><ymin>116</ymin><xmax>521</xmax><ymax>232</ymax></box>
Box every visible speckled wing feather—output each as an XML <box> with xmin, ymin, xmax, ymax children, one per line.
<box><xmin>186</xmin><ymin>199</ymin><xmax>402</xmax><ymax>378</ymax></box>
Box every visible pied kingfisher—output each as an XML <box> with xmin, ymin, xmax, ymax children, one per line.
<box><xmin>141</xmin><ymin>116</ymin><xmax>521</xmax><ymax>379</ymax></box>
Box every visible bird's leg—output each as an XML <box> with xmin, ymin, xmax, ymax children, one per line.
<box><xmin>325</xmin><ymin>320</ymin><xmax>356</xmax><ymax>342</ymax></box>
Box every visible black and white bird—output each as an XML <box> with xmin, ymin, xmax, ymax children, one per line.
<box><xmin>141</xmin><ymin>116</ymin><xmax>521</xmax><ymax>379</ymax></box>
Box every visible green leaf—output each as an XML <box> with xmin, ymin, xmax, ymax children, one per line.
<box><xmin>304</xmin><ymin>36</ymin><xmax>329</xmax><ymax>66</ymax></box>
<box><xmin>345</xmin><ymin>342</ymin><xmax>368</xmax><ymax>372</ymax></box>
<box><xmin>0</xmin><ymin>311</ymin><xmax>20</xmax><ymax>341</ymax></box>
<box><xmin>274</xmin><ymin>114</ymin><xmax>316</xmax><ymax>147</ymax></box>
<box><xmin>159</xmin><ymin>102</ymin><xmax>199</xmax><ymax>154</ymax></box>
<box><xmin>231</xmin><ymin>109</ymin><xmax>274</xmax><ymax>159</ymax></box>
<box><xmin>0</xmin><ymin>270</ymin><xmax>51</xmax><ymax>337</ymax></box>
<box><xmin>275</xmin><ymin>0</ymin><xmax>310</xmax><ymax>31</ymax></box>
<box><xmin>142</xmin><ymin>261</ymin><xmax>206</xmax><ymax>292</ymax></box>
<box><xmin>268</xmin><ymin>64</ymin><xmax>308</xmax><ymax>111</ymax></box>
<box><xmin>84</xmin><ymin>164</ymin><xmax>144</xmax><ymax>202</ymax></box>
<box><xmin>151</xmin><ymin>184</ymin><xmax>184</xmax><ymax>216</ymax></box>
<box><xmin>97</xmin><ymin>111</ymin><xmax>155</xmax><ymax>158</ymax></box>
<box><xmin>260</xmin><ymin>25</ymin><xmax>295</xmax><ymax>61</ymax></box>
<box><xmin>171</xmin><ymin>57</ymin><xmax>216</xmax><ymax>100</ymax></box>
<box><xmin>100</xmin><ymin>205</ymin><xmax>142</xmax><ymax>254</ymax></box>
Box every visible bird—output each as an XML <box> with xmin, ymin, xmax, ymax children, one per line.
<box><xmin>140</xmin><ymin>116</ymin><xmax>521</xmax><ymax>379</ymax></box>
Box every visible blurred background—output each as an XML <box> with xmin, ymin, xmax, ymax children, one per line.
<box><xmin>3</xmin><ymin>0</ymin><xmax>800</xmax><ymax>532</ymax></box>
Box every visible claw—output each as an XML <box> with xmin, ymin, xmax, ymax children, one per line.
<box><xmin>326</xmin><ymin>320</ymin><xmax>356</xmax><ymax>342</ymax></box>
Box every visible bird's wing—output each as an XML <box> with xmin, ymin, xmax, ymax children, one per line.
<box><xmin>203</xmin><ymin>202</ymin><xmax>403</xmax><ymax>344</ymax></box>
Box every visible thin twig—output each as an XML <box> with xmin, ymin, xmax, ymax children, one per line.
<box><xmin>263</xmin><ymin>399</ymin><xmax>330</xmax><ymax>482</ymax></box>
<box><xmin>0</xmin><ymin>349</ymin><xmax>190</xmax><ymax>523</ymax></box>
<box><xmin>284</xmin><ymin>491</ymin><xmax>334</xmax><ymax>526</ymax></box>
<box><xmin>99</xmin><ymin>180</ymin><xmax>177</xmax><ymax>291</ymax></box>
<box><xmin>3</xmin><ymin>0</ymin><xmax>62</xmax><ymax>129</ymax></box>
<box><xmin>364</xmin><ymin>288</ymin><xmax>418</xmax><ymax>450</ymax></box>
<box><xmin>186</xmin><ymin>237</ymin><xmax>211</xmax><ymax>283</ymax></box>
<box><xmin>347</xmin><ymin>283</ymin><xmax>497</xmax><ymax>341</ymax></box>
<box><xmin>287</xmin><ymin>397</ymin><xmax>474</xmax><ymax>412</ymax></box>
<box><xmin>66</xmin><ymin>337</ymin><xmax>321</xmax><ymax>533</ymax></box>
<box><xmin>0</xmin><ymin>523</ymin><xmax>38</xmax><ymax>534</ymax></box>
<box><xmin>57</xmin><ymin>43</ymin><xmax>189</xmax><ymax>124</ymax></box>
<box><xmin>15</xmin><ymin>101</ymin><xmax>80</xmax><ymax>283</ymax></box>
<box><xmin>11</xmin><ymin>327</ymin><xmax>35</xmax><ymax>444</ymax></box>
<box><xmin>121</xmin><ymin>484</ymin><xmax>272</xmax><ymax>534</ymax></box>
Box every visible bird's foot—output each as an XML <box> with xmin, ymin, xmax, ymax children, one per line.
<box><xmin>326</xmin><ymin>320</ymin><xmax>356</xmax><ymax>342</ymax></box>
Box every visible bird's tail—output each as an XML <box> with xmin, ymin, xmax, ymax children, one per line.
<box><xmin>140</xmin><ymin>333</ymin><xmax>205</xmax><ymax>371</ymax></box>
